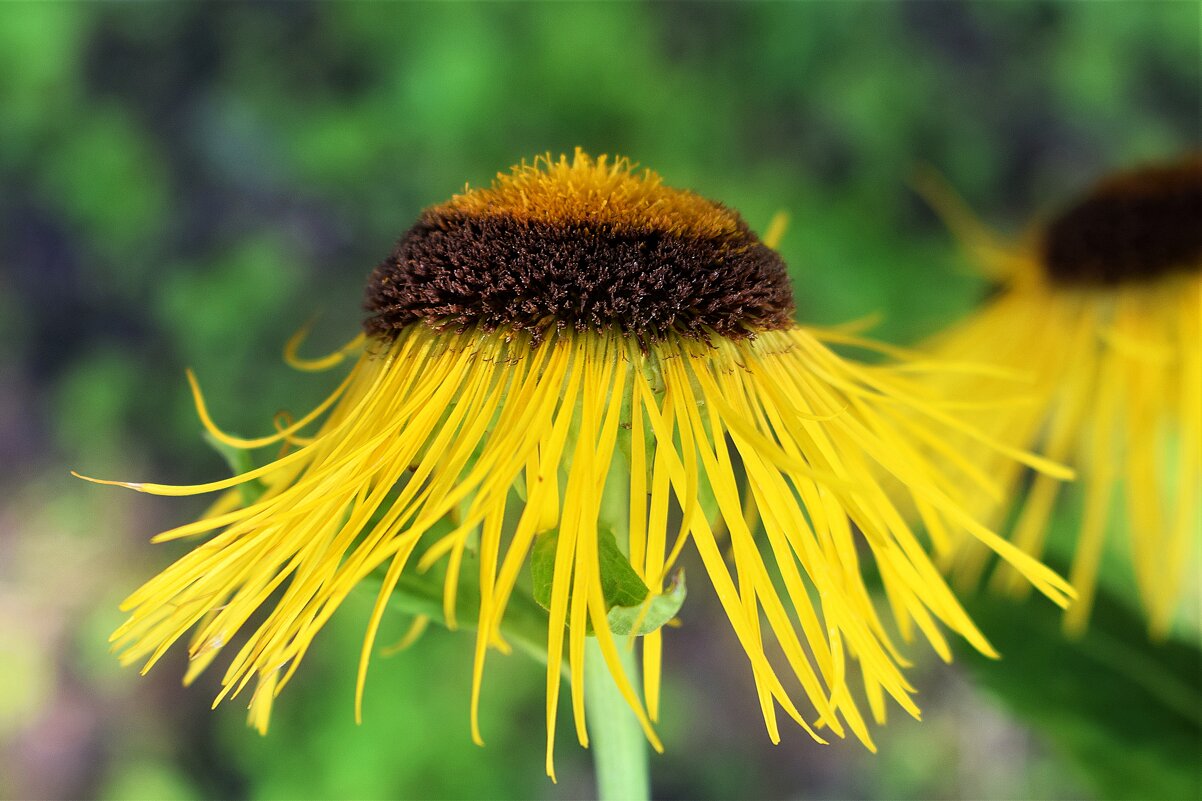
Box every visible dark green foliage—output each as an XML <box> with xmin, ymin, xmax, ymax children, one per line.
<box><xmin>961</xmin><ymin>589</ymin><xmax>1202</xmax><ymax>801</ymax></box>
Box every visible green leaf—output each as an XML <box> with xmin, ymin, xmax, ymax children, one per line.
<box><xmin>202</xmin><ymin>431</ymin><xmax>266</xmax><ymax>506</ymax></box>
<box><xmin>531</xmin><ymin>528</ymin><xmax>683</xmax><ymax>637</ymax></box>
<box><xmin>597</xmin><ymin>527</ymin><xmax>651</xmax><ymax>609</ymax></box>
<box><xmin>959</xmin><ymin>588</ymin><xmax>1202</xmax><ymax>801</ymax></box>
<box><xmin>607</xmin><ymin>569</ymin><xmax>686</xmax><ymax>636</ymax></box>
<box><xmin>530</xmin><ymin>532</ymin><xmax>556</xmax><ymax>611</ymax></box>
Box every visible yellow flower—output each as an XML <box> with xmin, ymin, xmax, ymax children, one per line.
<box><xmin>78</xmin><ymin>151</ymin><xmax>1072</xmax><ymax>777</ymax></box>
<box><xmin>922</xmin><ymin>156</ymin><xmax>1201</xmax><ymax>636</ymax></box>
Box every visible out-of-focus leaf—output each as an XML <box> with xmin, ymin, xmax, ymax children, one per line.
<box><xmin>960</xmin><ymin>589</ymin><xmax>1202</xmax><ymax>801</ymax></box>
<box><xmin>381</xmin><ymin>543</ymin><xmax>550</xmax><ymax>664</ymax></box>
<box><xmin>202</xmin><ymin>431</ymin><xmax>266</xmax><ymax>506</ymax></box>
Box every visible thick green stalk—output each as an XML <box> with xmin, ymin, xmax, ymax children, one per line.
<box><xmin>584</xmin><ymin>637</ymin><xmax>651</xmax><ymax>801</ymax></box>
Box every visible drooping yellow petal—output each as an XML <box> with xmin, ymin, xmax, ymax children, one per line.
<box><xmin>92</xmin><ymin>317</ymin><xmax>1080</xmax><ymax>769</ymax></box>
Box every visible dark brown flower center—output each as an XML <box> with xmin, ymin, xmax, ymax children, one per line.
<box><xmin>1041</xmin><ymin>157</ymin><xmax>1202</xmax><ymax>286</ymax></box>
<box><xmin>363</xmin><ymin>154</ymin><xmax>794</xmax><ymax>341</ymax></box>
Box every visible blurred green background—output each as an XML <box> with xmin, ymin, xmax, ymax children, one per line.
<box><xmin>1</xmin><ymin>3</ymin><xmax>1198</xmax><ymax>800</ymax></box>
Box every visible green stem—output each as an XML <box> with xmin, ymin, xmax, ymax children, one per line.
<box><xmin>584</xmin><ymin>638</ymin><xmax>651</xmax><ymax>801</ymax></box>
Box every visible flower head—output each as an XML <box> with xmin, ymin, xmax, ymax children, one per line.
<box><xmin>79</xmin><ymin>151</ymin><xmax>1073</xmax><ymax>775</ymax></box>
<box><xmin>923</xmin><ymin>156</ymin><xmax>1201</xmax><ymax>636</ymax></box>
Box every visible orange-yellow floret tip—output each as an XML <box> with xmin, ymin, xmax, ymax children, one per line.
<box><xmin>438</xmin><ymin>148</ymin><xmax>744</xmax><ymax>240</ymax></box>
